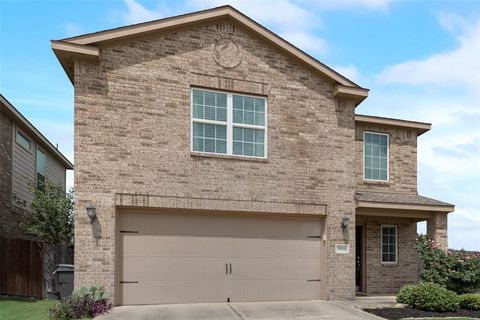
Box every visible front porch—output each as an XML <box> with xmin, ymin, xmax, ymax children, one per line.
<box><xmin>354</xmin><ymin>191</ymin><xmax>454</xmax><ymax>295</ymax></box>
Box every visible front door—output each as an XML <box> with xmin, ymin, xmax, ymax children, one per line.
<box><xmin>355</xmin><ymin>225</ymin><xmax>363</xmax><ymax>292</ymax></box>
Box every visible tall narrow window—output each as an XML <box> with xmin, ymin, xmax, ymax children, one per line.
<box><xmin>191</xmin><ymin>88</ymin><xmax>267</xmax><ymax>158</ymax></box>
<box><xmin>364</xmin><ymin>132</ymin><xmax>389</xmax><ymax>181</ymax></box>
<box><xmin>36</xmin><ymin>148</ymin><xmax>46</xmax><ymax>188</ymax></box>
<box><xmin>381</xmin><ymin>225</ymin><xmax>397</xmax><ymax>263</ymax></box>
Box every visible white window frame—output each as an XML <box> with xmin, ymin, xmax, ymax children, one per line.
<box><xmin>190</xmin><ymin>87</ymin><xmax>268</xmax><ymax>159</ymax></box>
<box><xmin>381</xmin><ymin>225</ymin><xmax>397</xmax><ymax>264</ymax></box>
<box><xmin>363</xmin><ymin>131</ymin><xmax>389</xmax><ymax>182</ymax></box>
<box><xmin>15</xmin><ymin>128</ymin><xmax>32</xmax><ymax>152</ymax></box>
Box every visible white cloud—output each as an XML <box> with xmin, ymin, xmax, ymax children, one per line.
<box><xmin>65</xmin><ymin>23</ymin><xmax>83</xmax><ymax>37</ymax></box>
<box><xmin>302</xmin><ymin>0</ymin><xmax>390</xmax><ymax>11</ymax></box>
<box><xmin>332</xmin><ymin>65</ymin><xmax>361</xmax><ymax>83</ymax></box>
<box><xmin>361</xmin><ymin>14</ymin><xmax>480</xmax><ymax>251</ymax></box>
<box><xmin>119</xmin><ymin>0</ymin><xmax>392</xmax><ymax>56</ymax></box>
<box><xmin>377</xmin><ymin>16</ymin><xmax>480</xmax><ymax>92</ymax></box>
<box><xmin>121</xmin><ymin>0</ymin><xmax>171</xmax><ymax>24</ymax></box>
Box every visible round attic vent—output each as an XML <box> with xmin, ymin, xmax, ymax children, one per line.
<box><xmin>213</xmin><ymin>38</ymin><xmax>242</xmax><ymax>69</ymax></box>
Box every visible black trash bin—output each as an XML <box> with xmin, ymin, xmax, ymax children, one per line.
<box><xmin>53</xmin><ymin>264</ymin><xmax>74</xmax><ymax>300</ymax></box>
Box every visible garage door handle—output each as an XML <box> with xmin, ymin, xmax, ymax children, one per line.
<box><xmin>226</xmin><ymin>263</ymin><xmax>228</xmax><ymax>275</ymax></box>
<box><xmin>229</xmin><ymin>263</ymin><xmax>232</xmax><ymax>275</ymax></box>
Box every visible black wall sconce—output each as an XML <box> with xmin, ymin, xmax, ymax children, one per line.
<box><xmin>85</xmin><ymin>203</ymin><xmax>97</xmax><ymax>222</ymax></box>
<box><xmin>341</xmin><ymin>217</ymin><xmax>350</xmax><ymax>231</ymax></box>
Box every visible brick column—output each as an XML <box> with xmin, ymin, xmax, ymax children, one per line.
<box><xmin>427</xmin><ymin>212</ymin><xmax>448</xmax><ymax>251</ymax></box>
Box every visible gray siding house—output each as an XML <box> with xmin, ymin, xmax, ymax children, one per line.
<box><xmin>0</xmin><ymin>94</ymin><xmax>73</xmax><ymax>239</ymax></box>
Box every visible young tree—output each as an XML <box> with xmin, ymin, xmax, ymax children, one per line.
<box><xmin>21</xmin><ymin>181</ymin><xmax>74</xmax><ymax>244</ymax></box>
<box><xmin>21</xmin><ymin>180</ymin><xmax>74</xmax><ymax>296</ymax></box>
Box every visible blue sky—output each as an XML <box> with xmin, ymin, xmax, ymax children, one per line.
<box><xmin>1</xmin><ymin>0</ymin><xmax>479</xmax><ymax>250</ymax></box>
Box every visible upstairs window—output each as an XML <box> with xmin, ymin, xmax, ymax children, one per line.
<box><xmin>16</xmin><ymin>130</ymin><xmax>31</xmax><ymax>151</ymax></box>
<box><xmin>381</xmin><ymin>225</ymin><xmax>397</xmax><ymax>263</ymax></box>
<box><xmin>364</xmin><ymin>132</ymin><xmax>389</xmax><ymax>181</ymax></box>
<box><xmin>191</xmin><ymin>88</ymin><xmax>267</xmax><ymax>158</ymax></box>
<box><xmin>36</xmin><ymin>148</ymin><xmax>46</xmax><ymax>188</ymax></box>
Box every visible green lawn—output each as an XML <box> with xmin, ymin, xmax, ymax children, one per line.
<box><xmin>402</xmin><ymin>318</ymin><xmax>478</xmax><ymax>320</ymax></box>
<box><xmin>0</xmin><ymin>297</ymin><xmax>57</xmax><ymax>320</ymax></box>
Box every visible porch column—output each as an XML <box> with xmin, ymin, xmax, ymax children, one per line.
<box><xmin>427</xmin><ymin>212</ymin><xmax>448</xmax><ymax>251</ymax></box>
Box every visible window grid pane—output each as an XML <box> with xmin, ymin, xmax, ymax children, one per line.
<box><xmin>192</xmin><ymin>89</ymin><xmax>227</xmax><ymax>122</ymax></box>
<box><xmin>233</xmin><ymin>95</ymin><xmax>266</xmax><ymax>126</ymax></box>
<box><xmin>192</xmin><ymin>123</ymin><xmax>227</xmax><ymax>154</ymax></box>
<box><xmin>381</xmin><ymin>227</ymin><xmax>397</xmax><ymax>263</ymax></box>
<box><xmin>233</xmin><ymin>127</ymin><xmax>265</xmax><ymax>157</ymax></box>
<box><xmin>364</xmin><ymin>132</ymin><xmax>388</xmax><ymax>180</ymax></box>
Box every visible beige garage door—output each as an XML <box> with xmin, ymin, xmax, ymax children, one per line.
<box><xmin>118</xmin><ymin>211</ymin><xmax>324</xmax><ymax>305</ymax></box>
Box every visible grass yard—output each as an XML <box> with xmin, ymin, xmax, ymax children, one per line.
<box><xmin>0</xmin><ymin>297</ymin><xmax>57</xmax><ymax>320</ymax></box>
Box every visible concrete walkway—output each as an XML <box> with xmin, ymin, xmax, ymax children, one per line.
<box><xmin>97</xmin><ymin>300</ymin><xmax>385</xmax><ymax>320</ymax></box>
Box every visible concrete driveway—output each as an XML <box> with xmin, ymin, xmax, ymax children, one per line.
<box><xmin>96</xmin><ymin>300</ymin><xmax>383</xmax><ymax>320</ymax></box>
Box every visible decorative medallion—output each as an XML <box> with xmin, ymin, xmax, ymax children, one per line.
<box><xmin>213</xmin><ymin>38</ymin><xmax>242</xmax><ymax>69</ymax></box>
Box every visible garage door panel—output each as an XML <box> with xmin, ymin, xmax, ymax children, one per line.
<box><xmin>228</xmin><ymin>238</ymin><xmax>321</xmax><ymax>258</ymax></box>
<box><xmin>121</xmin><ymin>280</ymin><xmax>228</xmax><ymax>305</ymax></box>
<box><xmin>118</xmin><ymin>212</ymin><xmax>323</xmax><ymax>305</ymax></box>
<box><xmin>122</xmin><ymin>235</ymin><xmax>232</xmax><ymax>257</ymax></box>
<box><xmin>122</xmin><ymin>257</ymin><xmax>228</xmax><ymax>281</ymax></box>
<box><xmin>230</xmin><ymin>280</ymin><xmax>321</xmax><ymax>302</ymax></box>
<box><xmin>228</xmin><ymin>258</ymin><xmax>321</xmax><ymax>280</ymax></box>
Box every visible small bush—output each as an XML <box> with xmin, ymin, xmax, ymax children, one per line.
<box><xmin>50</xmin><ymin>284</ymin><xmax>112</xmax><ymax>320</ymax></box>
<box><xmin>413</xmin><ymin>282</ymin><xmax>460</xmax><ymax>312</ymax></box>
<box><xmin>397</xmin><ymin>284</ymin><xmax>416</xmax><ymax>305</ymax></box>
<box><xmin>459</xmin><ymin>294</ymin><xmax>480</xmax><ymax>310</ymax></box>
<box><xmin>397</xmin><ymin>282</ymin><xmax>460</xmax><ymax>312</ymax></box>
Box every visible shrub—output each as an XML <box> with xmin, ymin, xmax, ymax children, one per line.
<box><xmin>416</xmin><ymin>235</ymin><xmax>480</xmax><ymax>293</ymax></box>
<box><xmin>459</xmin><ymin>294</ymin><xmax>480</xmax><ymax>310</ymax></box>
<box><xmin>50</xmin><ymin>284</ymin><xmax>112</xmax><ymax>320</ymax></box>
<box><xmin>396</xmin><ymin>284</ymin><xmax>416</xmax><ymax>305</ymax></box>
<box><xmin>396</xmin><ymin>282</ymin><xmax>460</xmax><ymax>312</ymax></box>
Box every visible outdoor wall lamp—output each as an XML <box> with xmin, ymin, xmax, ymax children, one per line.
<box><xmin>86</xmin><ymin>203</ymin><xmax>97</xmax><ymax>221</ymax></box>
<box><xmin>341</xmin><ymin>217</ymin><xmax>350</xmax><ymax>231</ymax></box>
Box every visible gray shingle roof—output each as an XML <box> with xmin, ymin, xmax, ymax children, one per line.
<box><xmin>356</xmin><ymin>191</ymin><xmax>453</xmax><ymax>207</ymax></box>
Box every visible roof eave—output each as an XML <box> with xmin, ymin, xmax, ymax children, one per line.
<box><xmin>54</xmin><ymin>5</ymin><xmax>363</xmax><ymax>89</ymax></box>
<box><xmin>355</xmin><ymin>114</ymin><xmax>432</xmax><ymax>135</ymax></box>
<box><xmin>356</xmin><ymin>200</ymin><xmax>455</xmax><ymax>213</ymax></box>
<box><xmin>51</xmin><ymin>40</ymin><xmax>100</xmax><ymax>85</ymax></box>
<box><xmin>335</xmin><ymin>85</ymin><xmax>369</xmax><ymax>106</ymax></box>
<box><xmin>0</xmin><ymin>94</ymin><xmax>74</xmax><ymax>170</ymax></box>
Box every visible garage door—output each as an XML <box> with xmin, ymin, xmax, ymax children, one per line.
<box><xmin>118</xmin><ymin>211</ymin><xmax>324</xmax><ymax>305</ymax></box>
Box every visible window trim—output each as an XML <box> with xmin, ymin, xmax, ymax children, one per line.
<box><xmin>381</xmin><ymin>224</ymin><xmax>398</xmax><ymax>264</ymax></box>
<box><xmin>15</xmin><ymin>128</ymin><xmax>32</xmax><ymax>152</ymax></box>
<box><xmin>363</xmin><ymin>131</ymin><xmax>389</xmax><ymax>182</ymax></box>
<box><xmin>190</xmin><ymin>87</ymin><xmax>268</xmax><ymax>159</ymax></box>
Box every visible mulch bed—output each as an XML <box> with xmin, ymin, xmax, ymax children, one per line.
<box><xmin>364</xmin><ymin>307</ymin><xmax>480</xmax><ymax>319</ymax></box>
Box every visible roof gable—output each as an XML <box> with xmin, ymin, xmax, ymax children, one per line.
<box><xmin>51</xmin><ymin>5</ymin><xmax>368</xmax><ymax>103</ymax></box>
<box><xmin>0</xmin><ymin>94</ymin><xmax>74</xmax><ymax>170</ymax></box>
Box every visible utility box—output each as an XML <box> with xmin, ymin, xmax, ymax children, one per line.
<box><xmin>53</xmin><ymin>264</ymin><xmax>74</xmax><ymax>300</ymax></box>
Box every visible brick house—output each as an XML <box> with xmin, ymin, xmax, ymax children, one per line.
<box><xmin>0</xmin><ymin>94</ymin><xmax>73</xmax><ymax>239</ymax></box>
<box><xmin>51</xmin><ymin>6</ymin><xmax>454</xmax><ymax>305</ymax></box>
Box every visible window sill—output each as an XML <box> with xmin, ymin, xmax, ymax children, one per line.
<box><xmin>190</xmin><ymin>152</ymin><xmax>268</xmax><ymax>162</ymax></box>
<box><xmin>381</xmin><ymin>262</ymin><xmax>398</xmax><ymax>266</ymax></box>
<box><xmin>363</xmin><ymin>179</ymin><xmax>390</xmax><ymax>186</ymax></box>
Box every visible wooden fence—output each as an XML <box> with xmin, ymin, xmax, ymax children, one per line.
<box><xmin>0</xmin><ymin>237</ymin><xmax>44</xmax><ymax>298</ymax></box>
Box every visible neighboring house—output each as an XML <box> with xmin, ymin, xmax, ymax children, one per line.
<box><xmin>51</xmin><ymin>6</ymin><xmax>454</xmax><ymax>305</ymax></box>
<box><xmin>0</xmin><ymin>94</ymin><xmax>74</xmax><ymax>239</ymax></box>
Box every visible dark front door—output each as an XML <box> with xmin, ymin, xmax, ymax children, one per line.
<box><xmin>355</xmin><ymin>225</ymin><xmax>363</xmax><ymax>292</ymax></box>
